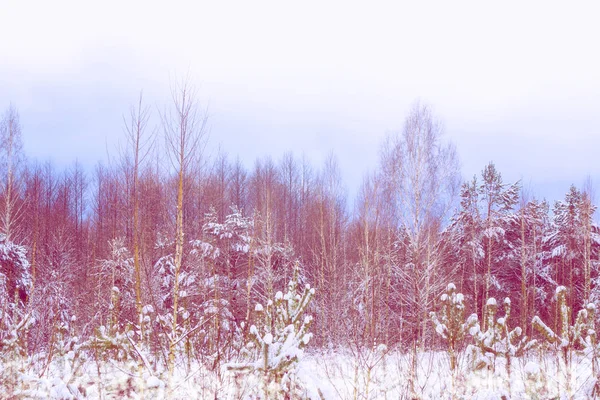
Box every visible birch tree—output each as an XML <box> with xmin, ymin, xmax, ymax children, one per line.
<box><xmin>0</xmin><ymin>105</ymin><xmax>25</xmax><ymax>243</ymax></box>
<box><xmin>380</xmin><ymin>101</ymin><xmax>460</xmax><ymax>344</ymax></box>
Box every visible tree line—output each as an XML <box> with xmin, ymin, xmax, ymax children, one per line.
<box><xmin>1</xmin><ymin>81</ymin><xmax>599</xmax><ymax>360</ymax></box>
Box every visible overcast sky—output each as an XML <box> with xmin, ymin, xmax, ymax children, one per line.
<box><xmin>1</xmin><ymin>1</ymin><xmax>599</xmax><ymax>205</ymax></box>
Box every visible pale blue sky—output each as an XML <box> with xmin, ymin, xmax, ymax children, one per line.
<box><xmin>1</xmin><ymin>0</ymin><xmax>599</xmax><ymax>205</ymax></box>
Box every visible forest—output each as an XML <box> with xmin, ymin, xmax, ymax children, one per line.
<box><xmin>1</xmin><ymin>81</ymin><xmax>600</xmax><ymax>399</ymax></box>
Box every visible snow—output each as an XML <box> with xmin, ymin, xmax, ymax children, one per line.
<box><xmin>486</xmin><ymin>297</ymin><xmax>497</xmax><ymax>306</ymax></box>
<box><xmin>142</xmin><ymin>304</ymin><xmax>154</xmax><ymax>314</ymax></box>
<box><xmin>524</xmin><ymin>361</ymin><xmax>540</xmax><ymax>376</ymax></box>
<box><xmin>532</xmin><ymin>315</ymin><xmax>556</xmax><ymax>341</ymax></box>
<box><xmin>302</xmin><ymin>333</ymin><xmax>312</xmax><ymax>345</ymax></box>
<box><xmin>263</xmin><ymin>333</ymin><xmax>273</xmax><ymax>345</ymax></box>
<box><xmin>255</xmin><ymin>303</ymin><xmax>264</xmax><ymax>312</ymax></box>
<box><xmin>436</xmin><ymin>323</ymin><xmax>446</xmax><ymax>336</ymax></box>
<box><xmin>2</xmin><ymin>346</ymin><xmax>600</xmax><ymax>399</ymax></box>
<box><xmin>146</xmin><ymin>375</ymin><xmax>164</xmax><ymax>388</ymax></box>
<box><xmin>551</xmin><ymin>244</ymin><xmax>567</xmax><ymax>258</ymax></box>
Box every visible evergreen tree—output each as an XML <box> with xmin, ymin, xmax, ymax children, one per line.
<box><xmin>532</xmin><ymin>285</ymin><xmax>597</xmax><ymax>397</ymax></box>
<box><xmin>430</xmin><ymin>283</ymin><xmax>477</xmax><ymax>372</ymax></box>
<box><xmin>227</xmin><ymin>263</ymin><xmax>316</xmax><ymax>399</ymax></box>
<box><xmin>546</xmin><ymin>186</ymin><xmax>600</xmax><ymax>315</ymax></box>
<box><xmin>450</xmin><ymin>163</ymin><xmax>519</xmax><ymax>324</ymax></box>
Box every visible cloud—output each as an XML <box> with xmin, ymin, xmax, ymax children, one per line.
<box><xmin>1</xmin><ymin>0</ymin><xmax>599</xmax><ymax>203</ymax></box>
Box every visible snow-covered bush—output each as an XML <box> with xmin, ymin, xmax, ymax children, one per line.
<box><xmin>532</xmin><ymin>286</ymin><xmax>596</xmax><ymax>357</ymax></box>
<box><xmin>469</xmin><ymin>297</ymin><xmax>534</xmax><ymax>374</ymax></box>
<box><xmin>87</xmin><ymin>304</ymin><xmax>167</xmax><ymax>398</ymax></box>
<box><xmin>430</xmin><ymin>283</ymin><xmax>477</xmax><ymax>372</ymax></box>
<box><xmin>523</xmin><ymin>361</ymin><xmax>550</xmax><ymax>399</ymax></box>
<box><xmin>0</xmin><ymin>235</ymin><xmax>34</xmax><ymax>396</ymax></box>
<box><xmin>430</xmin><ymin>286</ymin><xmax>536</xmax><ymax>397</ymax></box>
<box><xmin>197</xmin><ymin>297</ymin><xmax>244</xmax><ymax>370</ymax></box>
<box><xmin>0</xmin><ymin>234</ymin><xmax>32</xmax><ymax>306</ymax></box>
<box><xmin>0</xmin><ymin>312</ymin><xmax>35</xmax><ymax>397</ymax></box>
<box><xmin>226</xmin><ymin>264</ymin><xmax>317</xmax><ymax>399</ymax></box>
<box><xmin>532</xmin><ymin>285</ymin><xmax>597</xmax><ymax>396</ymax></box>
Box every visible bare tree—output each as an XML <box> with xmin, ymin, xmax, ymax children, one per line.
<box><xmin>161</xmin><ymin>78</ymin><xmax>208</xmax><ymax>377</ymax></box>
<box><xmin>353</xmin><ymin>172</ymin><xmax>385</xmax><ymax>345</ymax></box>
<box><xmin>312</xmin><ymin>153</ymin><xmax>347</xmax><ymax>344</ymax></box>
<box><xmin>380</xmin><ymin>101</ymin><xmax>460</xmax><ymax>345</ymax></box>
<box><xmin>0</xmin><ymin>105</ymin><xmax>25</xmax><ymax>243</ymax></box>
<box><xmin>230</xmin><ymin>156</ymin><xmax>248</xmax><ymax>211</ymax></box>
<box><xmin>123</xmin><ymin>92</ymin><xmax>154</xmax><ymax>322</ymax></box>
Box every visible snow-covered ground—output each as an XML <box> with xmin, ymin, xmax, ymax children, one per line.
<box><xmin>305</xmin><ymin>349</ymin><xmax>597</xmax><ymax>399</ymax></box>
<box><xmin>2</xmin><ymin>348</ymin><xmax>598</xmax><ymax>399</ymax></box>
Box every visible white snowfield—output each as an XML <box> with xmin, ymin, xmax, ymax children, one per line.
<box><xmin>2</xmin><ymin>349</ymin><xmax>598</xmax><ymax>399</ymax></box>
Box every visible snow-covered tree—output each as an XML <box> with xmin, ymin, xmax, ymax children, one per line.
<box><xmin>479</xmin><ymin>163</ymin><xmax>520</xmax><ymax>328</ymax></box>
<box><xmin>511</xmin><ymin>197</ymin><xmax>552</xmax><ymax>333</ymax></box>
<box><xmin>197</xmin><ymin>205</ymin><xmax>253</xmax><ymax>321</ymax></box>
<box><xmin>97</xmin><ymin>238</ymin><xmax>135</xmax><ymax>331</ymax></box>
<box><xmin>450</xmin><ymin>163</ymin><xmax>520</xmax><ymax>326</ymax></box>
<box><xmin>0</xmin><ymin>233</ymin><xmax>31</xmax><ymax>308</ymax></box>
<box><xmin>190</xmin><ymin>206</ymin><xmax>253</xmax><ymax>367</ymax></box>
<box><xmin>545</xmin><ymin>186</ymin><xmax>600</xmax><ymax>315</ymax></box>
<box><xmin>448</xmin><ymin>177</ymin><xmax>485</xmax><ymax>316</ymax></box>
<box><xmin>0</xmin><ymin>234</ymin><xmax>34</xmax><ymax>395</ymax></box>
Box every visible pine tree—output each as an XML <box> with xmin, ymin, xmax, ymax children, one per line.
<box><xmin>469</xmin><ymin>297</ymin><xmax>533</xmax><ymax>370</ymax></box>
<box><xmin>546</xmin><ymin>186</ymin><xmax>600</xmax><ymax>317</ymax></box>
<box><xmin>430</xmin><ymin>283</ymin><xmax>477</xmax><ymax>372</ymax></box>
<box><xmin>479</xmin><ymin>163</ymin><xmax>520</xmax><ymax>329</ymax></box>
<box><xmin>512</xmin><ymin>198</ymin><xmax>551</xmax><ymax>334</ymax></box>
<box><xmin>532</xmin><ymin>285</ymin><xmax>597</xmax><ymax>396</ymax></box>
<box><xmin>450</xmin><ymin>163</ymin><xmax>520</xmax><ymax>326</ymax></box>
<box><xmin>449</xmin><ymin>177</ymin><xmax>485</xmax><ymax>318</ymax></box>
<box><xmin>227</xmin><ymin>263</ymin><xmax>316</xmax><ymax>399</ymax></box>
